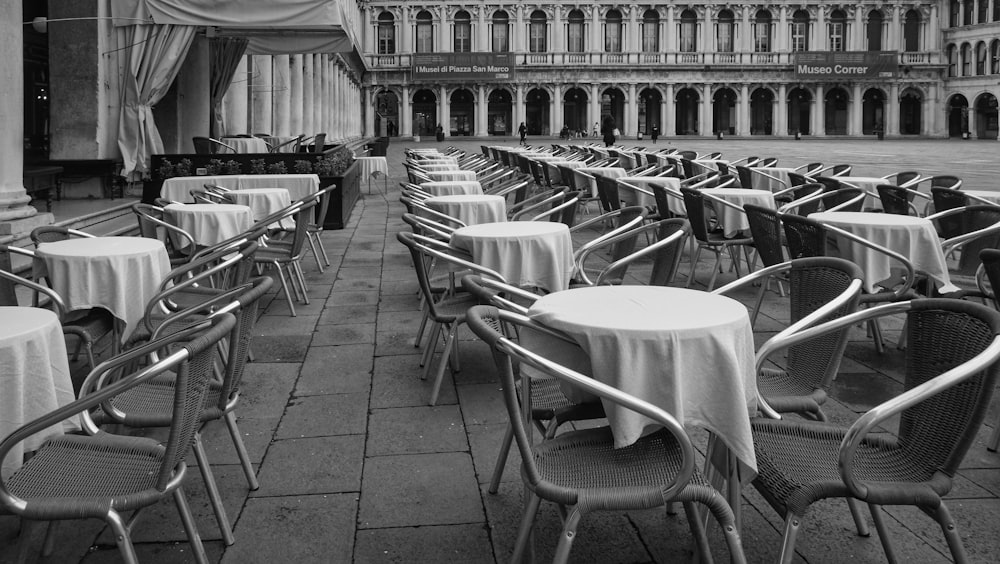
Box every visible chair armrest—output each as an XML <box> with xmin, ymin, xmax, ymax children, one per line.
<box><xmin>750</xmin><ymin>169</ymin><xmax>789</xmax><ymax>191</ymax></box>
<box><xmin>941</xmin><ymin>218</ymin><xmax>1000</xmax><ymax>257</ymax></box>
<box><xmin>594</xmin><ymin>228</ymin><xmax>688</xmax><ymax>286</ymax></box>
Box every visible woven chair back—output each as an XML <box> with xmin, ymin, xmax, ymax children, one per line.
<box><xmin>745</xmin><ymin>204</ymin><xmax>785</xmax><ymax>268</ymax></box>
<box><xmin>782</xmin><ymin>213</ymin><xmax>828</xmax><ymax>259</ymax></box>
<box><xmin>877</xmin><ymin>185</ymin><xmax>912</xmax><ymax>215</ymax></box>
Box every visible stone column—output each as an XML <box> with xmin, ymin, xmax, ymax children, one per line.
<box><xmin>401</xmin><ymin>6</ymin><xmax>411</xmax><ymax>53</ymax></box>
<box><xmin>515</xmin><ymin>83</ymin><xmax>525</xmax><ymax>131</ymax></box>
<box><xmin>659</xmin><ymin>98</ymin><xmax>668</xmax><ymax>138</ymax></box>
<box><xmin>776</xmin><ymin>83</ymin><xmax>788</xmax><ymax>136</ymax></box>
<box><xmin>888</xmin><ymin>82</ymin><xmax>900</xmax><ymax>137</ymax></box>
<box><xmin>514</xmin><ymin>5</ymin><xmax>524</xmax><ymax>52</ymax></box>
<box><xmin>401</xmin><ymin>85</ymin><xmax>412</xmax><ymax>136</ymax></box>
<box><xmin>272</xmin><ymin>55</ymin><xmax>291</xmax><ymax>137</ymax></box>
<box><xmin>223</xmin><ymin>56</ymin><xmax>249</xmax><ymax>137</ymax></box>
<box><xmin>741</xmin><ymin>6</ymin><xmax>752</xmax><ymax>52</ymax></box>
<box><xmin>552</xmin><ymin>6</ymin><xmax>562</xmax><ymax>53</ymax></box>
<box><xmin>852</xmin><ymin>7</ymin><xmax>863</xmax><ymax>51</ymax></box>
<box><xmin>777</xmin><ymin>6</ymin><xmax>788</xmax><ymax>52</ymax></box>
<box><xmin>627</xmin><ymin>83</ymin><xmax>637</xmax><ymax>137</ymax></box>
<box><xmin>738</xmin><ymin>84</ymin><xmax>750</xmax><ymax>136</ymax></box>
<box><xmin>701</xmin><ymin>84</ymin><xmax>712</xmax><ymax>135</ymax></box>
<box><xmin>364</xmin><ymin>87</ymin><xmax>374</xmax><ymax>137</ymax></box>
<box><xmin>702</xmin><ymin>6</ymin><xmax>712</xmax><ymax>52</ymax></box>
<box><xmin>590</xmin><ymin>83</ymin><xmax>601</xmax><ymax>130</ymax></box>
<box><xmin>666</xmin><ymin>7</ymin><xmax>676</xmax><ymax>53</ymax></box>
<box><xmin>665</xmin><ymin>83</ymin><xmax>676</xmax><ymax>135</ymax></box>
<box><xmin>551</xmin><ymin>83</ymin><xmax>562</xmax><ymax>136</ymax></box>
<box><xmin>251</xmin><ymin>55</ymin><xmax>273</xmax><ymax>135</ymax></box>
<box><xmin>0</xmin><ymin>0</ymin><xmax>47</xmax><ymax>235</ymax></box>
<box><xmin>477</xmin><ymin>84</ymin><xmax>488</xmax><ymax>137</ymax></box>
<box><xmin>814</xmin><ymin>84</ymin><xmax>825</xmax><ymax>136</ymax></box>
<box><xmin>890</xmin><ymin>6</ymin><xmax>901</xmax><ymax>51</ymax></box>
<box><xmin>289</xmin><ymin>55</ymin><xmax>303</xmax><ymax>136</ymax></box>
<box><xmin>591</xmin><ymin>7</ymin><xmax>601</xmax><ymax>52</ymax></box>
<box><xmin>929</xmin><ymin>5</ymin><xmax>940</xmax><ymax>50</ymax></box>
<box><xmin>815</xmin><ymin>6</ymin><xmax>826</xmax><ymax>51</ymax></box>
<box><xmin>440</xmin><ymin>84</ymin><xmax>449</xmax><ymax>136</ymax></box>
<box><xmin>313</xmin><ymin>54</ymin><xmax>324</xmax><ymax>137</ymax></box>
<box><xmin>851</xmin><ymin>83</ymin><xmax>863</xmax><ymax>136</ymax></box>
<box><xmin>302</xmin><ymin>54</ymin><xmax>314</xmax><ymax>135</ymax></box>
<box><xmin>477</xmin><ymin>6</ymin><xmax>488</xmax><ymax>51</ymax></box>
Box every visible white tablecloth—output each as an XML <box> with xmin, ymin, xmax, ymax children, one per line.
<box><xmin>33</xmin><ymin>237</ymin><xmax>171</xmax><ymax>341</ymax></box>
<box><xmin>573</xmin><ymin>167</ymin><xmax>627</xmax><ymax>198</ymax></box>
<box><xmin>694</xmin><ymin>159</ymin><xmax>728</xmax><ymax>175</ymax></box>
<box><xmin>416</xmin><ymin>163</ymin><xmax>460</xmax><ymax>171</ymax></box>
<box><xmin>419</xmin><ymin>180</ymin><xmax>484</xmax><ymax>196</ymax></box>
<box><xmin>164</xmin><ymin>203</ymin><xmax>254</xmax><ymax>247</ymax></box>
<box><xmin>423</xmin><ymin>195</ymin><xmax>507</xmax><ymax>226</ymax></box>
<box><xmin>0</xmin><ymin>307</ymin><xmax>78</xmax><ymax>479</ymax></box>
<box><xmin>810</xmin><ymin>211</ymin><xmax>957</xmax><ymax>293</ymax></box>
<box><xmin>355</xmin><ymin>156</ymin><xmax>389</xmax><ymax>178</ymax></box>
<box><xmin>750</xmin><ymin>167</ymin><xmax>795</xmax><ymax>191</ymax></box>
<box><xmin>708</xmin><ymin>188</ymin><xmax>777</xmax><ymax>238</ymax></box>
<box><xmin>161</xmin><ymin>174</ymin><xmax>319</xmax><ymax>203</ymax></box>
<box><xmin>617</xmin><ymin>176</ymin><xmax>681</xmax><ymax>209</ymax></box>
<box><xmin>224</xmin><ymin>188</ymin><xmax>294</xmax><ymax>229</ymax></box>
<box><xmin>962</xmin><ymin>190</ymin><xmax>1000</xmax><ymax>206</ymax></box>
<box><xmin>425</xmin><ymin>170</ymin><xmax>477</xmax><ymax>182</ymax></box>
<box><xmin>219</xmin><ymin>137</ymin><xmax>269</xmax><ymax>154</ymax></box>
<box><xmin>838</xmin><ymin>176</ymin><xmax>887</xmax><ymax>210</ymax></box>
<box><xmin>451</xmin><ymin>221</ymin><xmax>574</xmax><ymax>292</ymax></box>
<box><xmin>524</xmin><ymin>286</ymin><xmax>757</xmax><ymax>471</ymax></box>
<box><xmin>544</xmin><ymin>160</ymin><xmax>587</xmax><ymax>185</ymax></box>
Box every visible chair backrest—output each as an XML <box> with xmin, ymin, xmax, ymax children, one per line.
<box><xmin>892</xmin><ymin>171</ymin><xmax>923</xmax><ymax>187</ymax></box>
<box><xmin>735</xmin><ymin>165</ymin><xmax>755</xmax><ymax>190</ymax></box>
<box><xmin>787</xmin><ymin>172</ymin><xmax>811</xmax><ymax>187</ymax></box>
<box><xmin>680</xmin><ymin>187</ymin><xmax>712</xmax><ymax>243</ymax></box>
<box><xmin>212</xmin><ymin>276</ymin><xmax>273</xmax><ymax>411</ymax></box>
<box><xmin>744</xmin><ymin>204</ymin><xmax>785</xmax><ymax>268</ymax></box>
<box><xmin>650</xmin><ymin>183</ymin><xmax>679</xmax><ymax>220</ymax></box>
<box><xmin>980</xmin><ymin>248</ymin><xmax>1000</xmax><ymax>308</ymax></box>
<box><xmin>930</xmin><ymin>175</ymin><xmax>962</xmax><ymax>190</ymax></box>
<box><xmin>758</xmin><ymin>157</ymin><xmax>779</xmax><ymax>167</ymax></box>
<box><xmin>132</xmin><ymin>203</ymin><xmax>196</xmax><ymax>261</ymax></box>
<box><xmin>30</xmin><ymin>226</ymin><xmax>94</xmax><ymax>245</ymax></box>
<box><xmin>0</xmin><ymin>247</ymin><xmax>66</xmax><ymax>316</ymax></box>
<box><xmin>821</xmin><ymin>187</ymin><xmax>865</xmax><ymax>212</ymax></box>
<box><xmin>594</xmin><ymin>174</ymin><xmax>622</xmax><ymax>213</ymax></box>
<box><xmin>311</xmin><ymin>133</ymin><xmax>326</xmax><ymax>153</ymax></box>
<box><xmin>943</xmin><ymin>206</ymin><xmax>1000</xmax><ymax>278</ymax></box>
<box><xmin>802</xmin><ymin>162</ymin><xmax>824</xmax><ymax>175</ymax></box>
<box><xmin>815</xmin><ymin>176</ymin><xmax>842</xmax><ymax>194</ymax></box>
<box><xmin>557</xmin><ymin>165</ymin><xmax>579</xmax><ymax>191</ymax></box>
<box><xmin>533</xmin><ymin>191</ymin><xmax>581</xmax><ymax>227</ymax></box>
<box><xmin>931</xmin><ymin>187</ymin><xmax>968</xmax><ymax>224</ymax></box>
<box><xmin>575</xmin><ymin>220</ymin><xmax>657</xmax><ymax>285</ymax></box>
<box><xmin>877</xmin><ymin>184</ymin><xmax>913</xmax><ymax>215</ymax></box>
<box><xmin>829</xmin><ymin>164</ymin><xmax>853</xmax><ymax>176</ymax></box>
<box><xmin>192</xmin><ymin>136</ymin><xmax>213</xmax><ymax>154</ymax></box>
<box><xmin>781</xmin><ymin>213</ymin><xmax>828</xmax><ymax>259</ymax></box>
<box><xmin>780</xmin><ymin>183</ymin><xmax>824</xmax><ymax>215</ymax></box>
<box><xmin>645</xmin><ymin>219</ymin><xmax>691</xmax><ymax>286</ymax></box>
<box><xmin>678</xmin><ymin>150</ymin><xmax>698</xmax><ymax>160</ymax></box>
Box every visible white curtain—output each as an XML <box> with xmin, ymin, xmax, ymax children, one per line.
<box><xmin>117</xmin><ymin>24</ymin><xmax>196</xmax><ymax>177</ymax></box>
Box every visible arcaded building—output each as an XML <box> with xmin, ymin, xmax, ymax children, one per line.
<box><xmin>358</xmin><ymin>1</ymin><xmax>1000</xmax><ymax>140</ymax></box>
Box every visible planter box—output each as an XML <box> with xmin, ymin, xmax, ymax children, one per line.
<box><xmin>319</xmin><ymin>161</ymin><xmax>360</xmax><ymax>230</ymax></box>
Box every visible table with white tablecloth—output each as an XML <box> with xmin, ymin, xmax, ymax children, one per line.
<box><xmin>355</xmin><ymin>156</ymin><xmax>390</xmax><ymax>192</ymax></box>
<box><xmin>837</xmin><ymin>176</ymin><xmax>888</xmax><ymax>210</ymax></box>
<box><xmin>523</xmin><ymin>285</ymin><xmax>757</xmax><ymax>472</ymax></box>
<box><xmin>33</xmin><ymin>237</ymin><xmax>171</xmax><ymax>342</ymax></box>
<box><xmin>749</xmin><ymin>167</ymin><xmax>796</xmax><ymax>191</ymax></box>
<box><xmin>706</xmin><ymin>188</ymin><xmax>778</xmax><ymax>238</ymax></box>
<box><xmin>224</xmin><ymin>188</ymin><xmax>293</xmax><ymax>228</ymax></box>
<box><xmin>573</xmin><ymin>167</ymin><xmax>627</xmax><ymax>198</ymax></box>
<box><xmin>810</xmin><ymin>211</ymin><xmax>958</xmax><ymax>293</ymax></box>
<box><xmin>0</xmin><ymin>307</ymin><xmax>79</xmax><ymax>479</ymax></box>
<box><xmin>419</xmin><ymin>180</ymin><xmax>484</xmax><ymax>197</ymax></box>
<box><xmin>544</xmin><ymin>160</ymin><xmax>587</xmax><ymax>185</ymax></box>
<box><xmin>164</xmin><ymin>203</ymin><xmax>254</xmax><ymax>248</ymax></box>
<box><xmin>220</xmin><ymin>137</ymin><xmax>269</xmax><ymax>154</ymax></box>
<box><xmin>425</xmin><ymin>170</ymin><xmax>478</xmax><ymax>182</ymax></box>
<box><xmin>616</xmin><ymin>175</ymin><xmax>681</xmax><ymax>210</ymax></box>
<box><xmin>161</xmin><ymin>174</ymin><xmax>319</xmax><ymax>203</ymax></box>
<box><xmin>422</xmin><ymin>195</ymin><xmax>507</xmax><ymax>226</ymax></box>
<box><xmin>450</xmin><ymin>221</ymin><xmax>574</xmax><ymax>292</ymax></box>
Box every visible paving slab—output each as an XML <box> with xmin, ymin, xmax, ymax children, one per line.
<box><xmin>353</xmin><ymin>524</ymin><xmax>494</xmax><ymax>563</ymax></box>
<box><xmin>254</xmin><ymin>435</ymin><xmax>365</xmax><ymax>496</ymax></box>
<box><xmin>296</xmin><ymin>343</ymin><xmax>374</xmax><ymax>395</ymax></box>
<box><xmin>276</xmin><ymin>392</ymin><xmax>370</xmax><ymax>439</ymax></box>
<box><xmin>366</xmin><ymin>405</ymin><xmax>468</xmax><ymax>456</ymax></box>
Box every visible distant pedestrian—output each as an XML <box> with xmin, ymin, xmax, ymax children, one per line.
<box><xmin>651</xmin><ymin>125</ymin><xmax>659</xmax><ymax>143</ymax></box>
<box><xmin>592</xmin><ymin>122</ymin><xmax>599</xmax><ymax>138</ymax></box>
<box><xmin>601</xmin><ymin>116</ymin><xmax>617</xmax><ymax>147</ymax></box>
<box><xmin>518</xmin><ymin>122</ymin><xmax>527</xmax><ymax>145</ymax></box>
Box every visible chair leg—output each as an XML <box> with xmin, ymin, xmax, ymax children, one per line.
<box><xmin>428</xmin><ymin>323</ymin><xmax>459</xmax><ymax>406</ymax></box>
<box><xmin>511</xmin><ymin>493</ymin><xmax>543</xmax><ymax>564</ymax></box>
<box><xmin>106</xmin><ymin>510</ymin><xmax>140</xmax><ymax>564</ymax></box>
<box><xmin>682</xmin><ymin>501</ymin><xmax>716</xmax><ymax>564</ymax></box>
<box><xmin>314</xmin><ymin>232</ymin><xmax>331</xmax><ymax>266</ymax></box>
<box><xmin>488</xmin><ymin>421</ymin><xmax>515</xmax><ymax>494</ymax></box>
<box><xmin>270</xmin><ymin>262</ymin><xmax>296</xmax><ymax>316</ymax></box>
<box><xmin>686</xmin><ymin>247</ymin><xmax>704</xmax><ymax>288</ymax></box>
<box><xmin>173</xmin><ymin>487</ymin><xmax>211</xmax><ymax>564</ymax></box>
<box><xmin>707</xmin><ymin>251</ymin><xmax>724</xmax><ymax>291</ymax></box>
<box><xmin>419</xmin><ymin>322</ymin><xmax>442</xmax><ymax>374</ymax></box>
<box><xmin>192</xmin><ymin>432</ymin><xmax>236</xmax><ymax>545</ymax></box>
<box><xmin>777</xmin><ymin>514</ymin><xmax>802</xmax><ymax>564</ymax></box>
<box><xmin>988</xmin><ymin>419</ymin><xmax>1000</xmax><ymax>452</ymax></box>
<box><xmin>847</xmin><ymin>498</ymin><xmax>871</xmax><ymax>536</ymax></box>
<box><xmin>868</xmin><ymin>503</ymin><xmax>897</xmax><ymax>563</ymax></box>
<box><xmin>552</xmin><ymin>507</ymin><xmax>583</xmax><ymax>564</ymax></box>
<box><xmin>750</xmin><ymin>281</ymin><xmax>768</xmax><ymax>328</ymax></box>
<box><xmin>224</xmin><ymin>411</ymin><xmax>259</xmax><ymax>490</ymax></box>
<box><xmin>305</xmin><ymin>234</ymin><xmax>324</xmax><ymax>272</ymax></box>
<box><xmin>931</xmin><ymin>503</ymin><xmax>969</xmax><ymax>564</ymax></box>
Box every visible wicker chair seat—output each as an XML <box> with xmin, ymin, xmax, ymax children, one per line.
<box><xmin>7</xmin><ymin>433</ymin><xmax>172</xmax><ymax>520</ymax></box>
<box><xmin>752</xmin><ymin>417</ymin><xmax>941</xmax><ymax>517</ymax></box>
<box><xmin>525</xmin><ymin>377</ymin><xmax>605</xmax><ymax>421</ymax></box>
<box><xmin>757</xmin><ymin>367</ymin><xmax>828</xmax><ymax>411</ymax></box>
<box><xmin>95</xmin><ymin>375</ymin><xmax>229</xmax><ymax>427</ymax></box>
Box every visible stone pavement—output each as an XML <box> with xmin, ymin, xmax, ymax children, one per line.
<box><xmin>2</xmin><ymin>137</ymin><xmax>999</xmax><ymax>563</ymax></box>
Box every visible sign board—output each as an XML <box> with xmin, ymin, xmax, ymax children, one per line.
<box><xmin>411</xmin><ymin>53</ymin><xmax>517</xmax><ymax>82</ymax></box>
<box><xmin>793</xmin><ymin>52</ymin><xmax>898</xmax><ymax>80</ymax></box>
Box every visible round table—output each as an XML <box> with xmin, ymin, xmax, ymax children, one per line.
<box><xmin>450</xmin><ymin>221</ymin><xmax>574</xmax><ymax>292</ymax></box>
<box><xmin>423</xmin><ymin>195</ymin><xmax>507</xmax><ymax>226</ymax></box>
<box><xmin>573</xmin><ymin>167</ymin><xmax>627</xmax><ymax>198</ymax></box>
<box><xmin>0</xmin><ymin>307</ymin><xmax>78</xmax><ymax>479</ymax></box>
<box><xmin>960</xmin><ymin>190</ymin><xmax>1000</xmax><ymax>206</ymax></box>
<box><xmin>617</xmin><ymin>175</ymin><xmax>680</xmax><ymax>209</ymax></box>
<box><xmin>707</xmin><ymin>188</ymin><xmax>777</xmax><ymax>238</ymax></box>
<box><xmin>33</xmin><ymin>237</ymin><xmax>171</xmax><ymax>344</ymax></box>
<box><xmin>224</xmin><ymin>188</ymin><xmax>291</xmax><ymax>222</ymax></box>
<box><xmin>524</xmin><ymin>285</ymin><xmax>757</xmax><ymax>471</ymax></box>
<box><xmin>416</xmin><ymin>163</ymin><xmax>460</xmax><ymax>171</ymax></box>
<box><xmin>419</xmin><ymin>180</ymin><xmax>484</xmax><ymax>197</ymax></box>
<box><xmin>424</xmin><ymin>170</ymin><xmax>478</xmax><ymax>182</ymax></box>
<box><xmin>749</xmin><ymin>167</ymin><xmax>796</xmax><ymax>192</ymax></box>
<box><xmin>838</xmin><ymin>176</ymin><xmax>888</xmax><ymax>210</ymax></box>
<box><xmin>220</xmin><ymin>136</ymin><xmax>269</xmax><ymax>154</ymax></box>
<box><xmin>810</xmin><ymin>211</ymin><xmax>957</xmax><ymax>293</ymax></box>
<box><xmin>164</xmin><ymin>203</ymin><xmax>254</xmax><ymax>247</ymax></box>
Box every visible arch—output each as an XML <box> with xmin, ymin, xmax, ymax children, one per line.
<box><xmin>861</xmin><ymin>88</ymin><xmax>886</xmax><ymax>135</ymax></box>
<box><xmin>962</xmin><ymin>42</ymin><xmax>973</xmax><ymax>76</ymax></box>
<box><xmin>525</xmin><ymin>87</ymin><xmax>550</xmax><ymax>135</ymax></box>
<box><xmin>642</xmin><ymin>9</ymin><xmax>660</xmax><ymax>52</ymax></box>
<box><xmin>750</xmin><ymin>88</ymin><xmax>775</xmax><ymax>135</ymax></box>
<box><xmin>899</xmin><ymin>87</ymin><xmax>923</xmax><ymax>135</ymax></box>
<box><xmin>411</xmin><ymin>88</ymin><xmax>437</xmax><ymax>136</ymax></box>
<box><xmin>903</xmin><ymin>10</ymin><xmax>921</xmax><ymax>52</ymax></box>
<box><xmin>487</xmin><ymin>88</ymin><xmax>513</xmax><ymax>135</ymax></box>
<box><xmin>377</xmin><ymin>11</ymin><xmax>396</xmax><ymax>55</ymax></box>
<box><xmin>601</xmin><ymin>87</ymin><xmax>626</xmax><ymax>134</ymax></box>
<box><xmin>824</xmin><ymin>87</ymin><xmax>849</xmax><ymax>135</ymax></box>
<box><xmin>718</xmin><ymin>9</ymin><xmax>735</xmax><ymax>52</ymax></box>
<box><xmin>947</xmin><ymin>94</ymin><xmax>970</xmax><ymax>137</ymax></box>
<box><xmin>992</xmin><ymin>40</ymin><xmax>1000</xmax><ymax>74</ymax></box>
<box><xmin>713</xmin><ymin>87</ymin><xmax>737</xmax><ymax>135</ymax></box>
<box><xmin>947</xmin><ymin>43</ymin><xmax>958</xmax><ymax>77</ymax></box>
<box><xmin>638</xmin><ymin>87</ymin><xmax>662</xmax><ymax>135</ymax></box>
<box><xmin>974</xmin><ymin>92</ymin><xmax>999</xmax><ymax>139</ymax></box>
<box><xmin>374</xmin><ymin>89</ymin><xmax>400</xmax><ymax>137</ymax></box>
<box><xmin>787</xmin><ymin>87</ymin><xmax>812</xmax><ymax>135</ymax></box>
<box><xmin>949</xmin><ymin>0</ymin><xmax>961</xmax><ymax>27</ymax></box>
<box><xmin>449</xmin><ymin>88</ymin><xmax>475</xmax><ymax>136</ymax></box>
<box><xmin>791</xmin><ymin>10</ymin><xmax>810</xmax><ymax>51</ymax></box>
<box><xmin>829</xmin><ymin>9</ymin><xmax>847</xmax><ymax>52</ymax></box>
<box><xmin>562</xmin><ymin>87</ymin><xmax>589</xmax><ymax>134</ymax></box>
<box><xmin>978</xmin><ymin>0</ymin><xmax>989</xmax><ymax>24</ymax></box>
<box><xmin>867</xmin><ymin>10</ymin><xmax>884</xmax><ymax>51</ymax></box>
<box><xmin>674</xmin><ymin>87</ymin><xmax>700</xmax><ymax>135</ymax></box>
<box><xmin>963</xmin><ymin>0</ymin><xmax>974</xmax><ymax>26</ymax></box>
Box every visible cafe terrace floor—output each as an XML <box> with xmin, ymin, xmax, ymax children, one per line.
<box><xmin>2</xmin><ymin>137</ymin><xmax>999</xmax><ymax>563</ymax></box>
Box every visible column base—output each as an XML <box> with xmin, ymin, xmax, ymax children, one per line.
<box><xmin>0</xmin><ymin>211</ymin><xmax>54</xmax><ymax>237</ymax></box>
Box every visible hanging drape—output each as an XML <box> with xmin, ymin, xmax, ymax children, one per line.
<box><xmin>117</xmin><ymin>24</ymin><xmax>197</xmax><ymax>178</ymax></box>
<box><xmin>210</xmin><ymin>37</ymin><xmax>249</xmax><ymax>138</ymax></box>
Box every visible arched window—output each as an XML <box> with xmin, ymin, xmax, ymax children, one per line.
<box><xmin>992</xmin><ymin>40</ymin><xmax>1000</xmax><ymax>74</ymax></box>
<box><xmin>529</xmin><ymin>10</ymin><xmax>547</xmax><ymax>53</ymax></box>
<box><xmin>976</xmin><ymin>41</ymin><xmax>988</xmax><ymax>74</ymax></box>
<box><xmin>642</xmin><ymin>9</ymin><xmax>659</xmax><ymax>52</ymax></box>
<box><xmin>903</xmin><ymin>10</ymin><xmax>921</xmax><ymax>52</ymax></box>
<box><xmin>866</xmin><ymin>10</ymin><xmax>883</xmax><ymax>51</ymax></box>
<box><xmin>491</xmin><ymin>10</ymin><xmax>509</xmax><ymax>52</ymax></box>
<box><xmin>717</xmin><ymin>9</ymin><xmax>735</xmax><ymax>52</ymax></box>
<box><xmin>979</xmin><ymin>0</ymin><xmax>989</xmax><ymax>23</ymax></box>
<box><xmin>567</xmin><ymin>10</ymin><xmax>585</xmax><ymax>52</ymax></box>
<box><xmin>828</xmin><ymin>9</ymin><xmax>847</xmax><ymax>51</ymax></box>
<box><xmin>962</xmin><ymin>43</ymin><xmax>972</xmax><ymax>75</ymax></box>
<box><xmin>416</xmin><ymin>10</ymin><xmax>433</xmax><ymax>53</ymax></box>
<box><xmin>949</xmin><ymin>0</ymin><xmax>960</xmax><ymax>27</ymax></box>
<box><xmin>454</xmin><ymin>10</ymin><xmax>471</xmax><ymax>53</ymax></box>
<box><xmin>754</xmin><ymin>10</ymin><xmax>772</xmax><ymax>52</ymax></box>
<box><xmin>680</xmin><ymin>9</ymin><xmax>698</xmax><ymax>52</ymax></box>
<box><xmin>947</xmin><ymin>44</ymin><xmax>958</xmax><ymax>77</ymax></box>
<box><xmin>963</xmin><ymin>0</ymin><xmax>974</xmax><ymax>25</ymax></box>
<box><xmin>791</xmin><ymin>10</ymin><xmax>810</xmax><ymax>52</ymax></box>
<box><xmin>605</xmin><ymin>9</ymin><xmax>623</xmax><ymax>52</ymax></box>
<box><xmin>377</xmin><ymin>12</ymin><xmax>395</xmax><ymax>55</ymax></box>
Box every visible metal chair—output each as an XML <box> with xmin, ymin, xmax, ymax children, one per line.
<box><xmin>0</xmin><ymin>313</ymin><xmax>236</xmax><ymax>564</ymax></box>
<box><xmin>680</xmin><ymin>187</ymin><xmax>754</xmax><ymax>290</ymax></box>
<box><xmin>192</xmin><ymin>136</ymin><xmax>236</xmax><ymax>155</ymax></box>
<box><xmin>465</xmin><ymin>305</ymin><xmax>748</xmax><ymax>564</ymax></box>
<box><xmin>978</xmin><ymin>248</ymin><xmax>1000</xmax><ymax>451</ymax></box>
<box><xmin>132</xmin><ymin>203</ymin><xmax>197</xmax><ymax>266</ymax></box>
<box><xmin>252</xmin><ymin>200</ymin><xmax>317</xmax><ymax>316</ymax></box>
<box><xmin>29</xmin><ymin>226</ymin><xmax>95</xmax><ymax>245</ymax></box>
<box><xmin>743</xmin><ymin>204</ymin><xmax>788</xmax><ymax>325</ymax></box>
<box><xmin>876</xmin><ymin>184</ymin><xmax>929</xmax><ymax>216</ymax></box>
<box><xmin>928</xmin><ymin>205</ymin><xmax>1000</xmax><ymax>299</ymax></box>
<box><xmin>749</xmin><ymin>298</ymin><xmax>1000</xmax><ymax>564</ymax></box>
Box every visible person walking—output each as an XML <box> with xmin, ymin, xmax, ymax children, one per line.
<box><xmin>518</xmin><ymin>122</ymin><xmax>527</xmax><ymax>145</ymax></box>
<box><xmin>592</xmin><ymin>122</ymin><xmax>599</xmax><ymax>138</ymax></box>
<box><xmin>601</xmin><ymin>116</ymin><xmax>617</xmax><ymax>147</ymax></box>
<box><xmin>650</xmin><ymin>125</ymin><xmax>659</xmax><ymax>144</ymax></box>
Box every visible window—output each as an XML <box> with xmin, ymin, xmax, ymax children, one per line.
<box><xmin>642</xmin><ymin>10</ymin><xmax>659</xmax><ymax>52</ymax></box>
<box><xmin>979</xmin><ymin>0</ymin><xmax>989</xmax><ymax>23</ymax></box>
<box><xmin>976</xmin><ymin>42</ymin><xmax>987</xmax><ymax>74</ymax></box>
<box><xmin>454</xmin><ymin>10</ymin><xmax>471</xmax><ymax>52</ymax></box>
<box><xmin>529</xmin><ymin>10</ymin><xmax>547</xmax><ymax>53</ymax></box>
<box><xmin>949</xmin><ymin>0</ymin><xmax>961</xmax><ymax>27</ymax></box>
<box><xmin>962</xmin><ymin>43</ymin><xmax>972</xmax><ymax>75</ymax></box>
<box><xmin>829</xmin><ymin>10</ymin><xmax>846</xmax><ymax>52</ymax></box>
<box><xmin>903</xmin><ymin>10</ymin><xmax>921</xmax><ymax>52</ymax></box>
<box><xmin>866</xmin><ymin>10</ymin><xmax>883</xmax><ymax>51</ymax></box>
<box><xmin>605</xmin><ymin>9</ymin><xmax>623</xmax><ymax>52</ymax></box>
<box><xmin>567</xmin><ymin>10</ymin><xmax>585</xmax><ymax>52</ymax></box>
<box><xmin>377</xmin><ymin>12</ymin><xmax>395</xmax><ymax>55</ymax></box>
<box><xmin>491</xmin><ymin>11</ymin><xmax>509</xmax><ymax>52</ymax></box>
<box><xmin>963</xmin><ymin>0</ymin><xmax>974</xmax><ymax>26</ymax></box>
<box><xmin>717</xmin><ymin>10</ymin><xmax>735</xmax><ymax>52</ymax></box>
<box><xmin>992</xmin><ymin>40</ymin><xmax>1000</xmax><ymax>74</ymax></box>
<box><xmin>947</xmin><ymin>44</ymin><xmax>958</xmax><ymax>77</ymax></box>
<box><xmin>754</xmin><ymin>10</ymin><xmax>772</xmax><ymax>52</ymax></box>
<box><xmin>680</xmin><ymin>9</ymin><xmax>697</xmax><ymax>52</ymax></box>
<box><xmin>791</xmin><ymin>10</ymin><xmax>809</xmax><ymax>52</ymax></box>
<box><xmin>416</xmin><ymin>10</ymin><xmax>433</xmax><ymax>53</ymax></box>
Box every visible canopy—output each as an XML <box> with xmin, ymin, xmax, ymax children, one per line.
<box><xmin>111</xmin><ymin>0</ymin><xmax>344</xmax><ymax>30</ymax></box>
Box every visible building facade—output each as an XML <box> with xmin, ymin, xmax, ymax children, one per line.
<box><xmin>359</xmin><ymin>1</ymin><xmax>1000</xmax><ymax>140</ymax></box>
